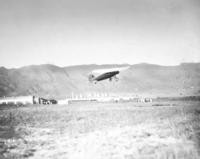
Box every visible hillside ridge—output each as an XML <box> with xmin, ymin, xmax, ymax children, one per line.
<box><xmin>0</xmin><ymin>63</ymin><xmax>199</xmax><ymax>98</ymax></box>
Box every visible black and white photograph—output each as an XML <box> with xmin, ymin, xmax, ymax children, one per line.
<box><xmin>0</xmin><ymin>0</ymin><xmax>200</xmax><ymax>158</ymax></box>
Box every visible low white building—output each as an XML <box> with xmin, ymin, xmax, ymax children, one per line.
<box><xmin>0</xmin><ymin>96</ymin><xmax>34</xmax><ymax>105</ymax></box>
<box><xmin>57</xmin><ymin>99</ymin><xmax>69</xmax><ymax>105</ymax></box>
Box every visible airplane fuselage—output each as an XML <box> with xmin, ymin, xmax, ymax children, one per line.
<box><xmin>93</xmin><ymin>71</ymin><xmax>119</xmax><ymax>82</ymax></box>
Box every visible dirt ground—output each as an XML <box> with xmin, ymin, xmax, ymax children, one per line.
<box><xmin>0</xmin><ymin>101</ymin><xmax>200</xmax><ymax>159</ymax></box>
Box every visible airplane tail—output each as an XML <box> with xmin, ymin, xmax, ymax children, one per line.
<box><xmin>88</xmin><ymin>74</ymin><xmax>95</xmax><ymax>82</ymax></box>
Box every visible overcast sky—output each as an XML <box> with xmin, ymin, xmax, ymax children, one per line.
<box><xmin>0</xmin><ymin>0</ymin><xmax>200</xmax><ymax>68</ymax></box>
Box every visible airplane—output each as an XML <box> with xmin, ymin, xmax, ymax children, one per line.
<box><xmin>88</xmin><ymin>66</ymin><xmax>130</xmax><ymax>84</ymax></box>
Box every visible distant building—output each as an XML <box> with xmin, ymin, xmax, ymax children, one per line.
<box><xmin>0</xmin><ymin>96</ymin><xmax>58</xmax><ymax>105</ymax></box>
<box><xmin>0</xmin><ymin>96</ymin><xmax>34</xmax><ymax>105</ymax></box>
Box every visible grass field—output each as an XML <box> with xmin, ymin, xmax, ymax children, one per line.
<box><xmin>0</xmin><ymin>101</ymin><xmax>200</xmax><ymax>159</ymax></box>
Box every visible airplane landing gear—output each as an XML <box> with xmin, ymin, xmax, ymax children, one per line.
<box><xmin>109</xmin><ymin>76</ymin><xmax>119</xmax><ymax>82</ymax></box>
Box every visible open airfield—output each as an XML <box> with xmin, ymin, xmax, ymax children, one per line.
<box><xmin>0</xmin><ymin>100</ymin><xmax>200</xmax><ymax>159</ymax></box>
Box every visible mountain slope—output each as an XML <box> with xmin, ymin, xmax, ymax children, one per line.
<box><xmin>0</xmin><ymin>63</ymin><xmax>199</xmax><ymax>98</ymax></box>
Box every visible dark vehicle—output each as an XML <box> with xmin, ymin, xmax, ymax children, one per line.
<box><xmin>50</xmin><ymin>99</ymin><xmax>57</xmax><ymax>104</ymax></box>
<box><xmin>39</xmin><ymin>98</ymin><xmax>57</xmax><ymax>105</ymax></box>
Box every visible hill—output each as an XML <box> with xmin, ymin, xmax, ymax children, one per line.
<box><xmin>0</xmin><ymin>63</ymin><xmax>200</xmax><ymax>98</ymax></box>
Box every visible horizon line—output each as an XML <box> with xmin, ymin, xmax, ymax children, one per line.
<box><xmin>1</xmin><ymin>62</ymin><xmax>200</xmax><ymax>70</ymax></box>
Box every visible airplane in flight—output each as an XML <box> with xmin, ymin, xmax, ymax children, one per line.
<box><xmin>88</xmin><ymin>66</ymin><xmax>130</xmax><ymax>84</ymax></box>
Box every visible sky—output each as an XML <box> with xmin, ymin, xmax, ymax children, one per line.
<box><xmin>0</xmin><ymin>0</ymin><xmax>200</xmax><ymax>68</ymax></box>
